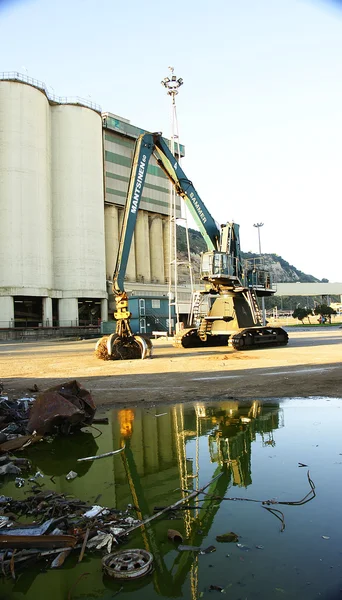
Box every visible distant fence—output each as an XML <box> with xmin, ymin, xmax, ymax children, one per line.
<box><xmin>0</xmin><ymin>326</ymin><xmax>100</xmax><ymax>342</ymax></box>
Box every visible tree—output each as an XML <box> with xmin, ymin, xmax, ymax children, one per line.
<box><xmin>292</xmin><ymin>307</ymin><xmax>313</xmax><ymax>324</ymax></box>
<box><xmin>314</xmin><ymin>304</ymin><xmax>336</xmax><ymax>324</ymax></box>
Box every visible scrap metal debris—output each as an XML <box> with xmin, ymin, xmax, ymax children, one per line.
<box><xmin>65</xmin><ymin>471</ymin><xmax>78</xmax><ymax>481</ymax></box>
<box><xmin>0</xmin><ymin>381</ymin><xmax>97</xmax><ymax>456</ymax></box>
<box><xmin>77</xmin><ymin>444</ymin><xmax>125</xmax><ymax>462</ymax></box>
<box><xmin>27</xmin><ymin>380</ymin><xmax>96</xmax><ymax>435</ymax></box>
<box><xmin>102</xmin><ymin>548</ymin><xmax>154</xmax><ymax>580</ymax></box>
<box><xmin>0</xmin><ymin>490</ymin><xmax>141</xmax><ymax>578</ymax></box>
<box><xmin>167</xmin><ymin>529</ymin><xmax>183</xmax><ymax>543</ymax></box>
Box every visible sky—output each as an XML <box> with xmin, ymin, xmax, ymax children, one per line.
<box><xmin>1</xmin><ymin>0</ymin><xmax>342</xmax><ymax>281</ymax></box>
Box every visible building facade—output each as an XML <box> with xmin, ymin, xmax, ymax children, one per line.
<box><xmin>0</xmin><ymin>73</ymin><xmax>183</xmax><ymax>330</ymax></box>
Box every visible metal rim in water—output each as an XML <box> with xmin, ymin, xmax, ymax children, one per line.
<box><xmin>102</xmin><ymin>549</ymin><xmax>154</xmax><ymax>579</ymax></box>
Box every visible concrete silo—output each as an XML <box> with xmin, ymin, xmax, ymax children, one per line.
<box><xmin>0</xmin><ymin>80</ymin><xmax>52</xmax><ymax>325</ymax></box>
<box><xmin>51</xmin><ymin>104</ymin><xmax>107</xmax><ymax>325</ymax></box>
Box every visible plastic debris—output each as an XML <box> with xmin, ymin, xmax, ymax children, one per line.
<box><xmin>66</xmin><ymin>470</ymin><xmax>78</xmax><ymax>481</ymax></box>
<box><xmin>28</xmin><ymin>470</ymin><xmax>44</xmax><ymax>482</ymax></box>
<box><xmin>0</xmin><ymin>463</ymin><xmax>21</xmax><ymax>476</ymax></box>
<box><xmin>236</xmin><ymin>543</ymin><xmax>250</xmax><ymax>551</ymax></box>
<box><xmin>321</xmin><ymin>536</ymin><xmax>330</xmax><ymax>540</ymax></box>
<box><xmin>83</xmin><ymin>506</ymin><xmax>110</xmax><ymax>518</ymax></box>
<box><xmin>200</xmin><ymin>545</ymin><xmax>216</xmax><ymax>554</ymax></box>
<box><xmin>15</xmin><ymin>477</ymin><xmax>25</xmax><ymax>488</ymax></box>
<box><xmin>0</xmin><ymin>516</ymin><xmax>12</xmax><ymax>529</ymax></box>
<box><xmin>209</xmin><ymin>585</ymin><xmax>225</xmax><ymax>592</ymax></box>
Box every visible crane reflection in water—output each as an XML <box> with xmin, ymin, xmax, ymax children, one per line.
<box><xmin>109</xmin><ymin>400</ymin><xmax>283</xmax><ymax>598</ymax></box>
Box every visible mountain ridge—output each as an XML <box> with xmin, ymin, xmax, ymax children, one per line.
<box><xmin>176</xmin><ymin>225</ymin><xmax>323</xmax><ymax>284</ymax></box>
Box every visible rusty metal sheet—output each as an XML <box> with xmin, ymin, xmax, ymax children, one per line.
<box><xmin>0</xmin><ymin>535</ymin><xmax>77</xmax><ymax>549</ymax></box>
<box><xmin>27</xmin><ymin>380</ymin><xmax>96</xmax><ymax>435</ymax></box>
<box><xmin>0</xmin><ymin>435</ymin><xmax>43</xmax><ymax>453</ymax></box>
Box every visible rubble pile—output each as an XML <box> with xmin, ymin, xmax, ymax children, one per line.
<box><xmin>0</xmin><ymin>490</ymin><xmax>140</xmax><ymax>577</ymax></box>
<box><xmin>0</xmin><ymin>380</ymin><xmax>96</xmax><ymax>452</ymax></box>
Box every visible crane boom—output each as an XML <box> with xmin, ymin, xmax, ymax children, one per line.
<box><xmin>113</xmin><ymin>132</ymin><xmax>220</xmax><ymax>295</ymax></box>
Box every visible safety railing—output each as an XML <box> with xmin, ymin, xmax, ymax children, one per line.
<box><xmin>0</xmin><ymin>320</ymin><xmax>100</xmax><ymax>329</ymax></box>
<box><xmin>0</xmin><ymin>72</ymin><xmax>101</xmax><ymax>113</ymax></box>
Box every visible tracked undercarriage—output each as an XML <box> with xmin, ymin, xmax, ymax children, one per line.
<box><xmin>174</xmin><ymin>325</ymin><xmax>289</xmax><ymax>350</ymax></box>
<box><xmin>174</xmin><ymin>290</ymin><xmax>289</xmax><ymax>352</ymax></box>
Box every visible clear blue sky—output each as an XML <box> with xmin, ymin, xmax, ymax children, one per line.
<box><xmin>1</xmin><ymin>0</ymin><xmax>342</xmax><ymax>281</ymax></box>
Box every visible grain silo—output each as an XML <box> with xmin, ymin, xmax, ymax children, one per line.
<box><xmin>51</xmin><ymin>104</ymin><xmax>106</xmax><ymax>325</ymax></box>
<box><xmin>0</xmin><ymin>78</ymin><xmax>52</xmax><ymax>326</ymax></box>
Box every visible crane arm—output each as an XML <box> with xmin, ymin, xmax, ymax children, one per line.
<box><xmin>113</xmin><ymin>132</ymin><xmax>220</xmax><ymax>296</ymax></box>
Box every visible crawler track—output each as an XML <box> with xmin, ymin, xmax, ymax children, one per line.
<box><xmin>229</xmin><ymin>327</ymin><xmax>289</xmax><ymax>350</ymax></box>
<box><xmin>173</xmin><ymin>327</ymin><xmax>289</xmax><ymax>351</ymax></box>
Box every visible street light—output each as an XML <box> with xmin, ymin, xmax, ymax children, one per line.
<box><xmin>161</xmin><ymin>67</ymin><xmax>184</xmax><ymax>336</ymax></box>
<box><xmin>161</xmin><ymin>67</ymin><xmax>184</xmax><ymax>102</ymax></box>
<box><xmin>253</xmin><ymin>222</ymin><xmax>264</xmax><ymax>254</ymax></box>
<box><xmin>253</xmin><ymin>223</ymin><xmax>266</xmax><ymax>325</ymax></box>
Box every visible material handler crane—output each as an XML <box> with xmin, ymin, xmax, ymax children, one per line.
<box><xmin>96</xmin><ymin>132</ymin><xmax>288</xmax><ymax>360</ymax></box>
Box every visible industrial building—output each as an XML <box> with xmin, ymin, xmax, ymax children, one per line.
<box><xmin>0</xmin><ymin>72</ymin><xmax>184</xmax><ymax>333</ymax></box>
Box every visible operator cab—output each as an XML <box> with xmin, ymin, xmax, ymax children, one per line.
<box><xmin>200</xmin><ymin>251</ymin><xmax>242</xmax><ymax>285</ymax></box>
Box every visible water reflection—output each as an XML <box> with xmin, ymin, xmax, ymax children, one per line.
<box><xmin>9</xmin><ymin>398</ymin><xmax>341</xmax><ymax>600</ymax></box>
<box><xmin>106</xmin><ymin>401</ymin><xmax>283</xmax><ymax>599</ymax></box>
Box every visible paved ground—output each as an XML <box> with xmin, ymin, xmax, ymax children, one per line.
<box><xmin>1</xmin><ymin>327</ymin><xmax>341</xmax><ymax>406</ymax></box>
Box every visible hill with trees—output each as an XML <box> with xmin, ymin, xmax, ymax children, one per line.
<box><xmin>176</xmin><ymin>225</ymin><xmax>324</xmax><ymax>284</ymax></box>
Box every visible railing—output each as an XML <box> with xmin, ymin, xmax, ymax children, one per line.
<box><xmin>0</xmin><ymin>320</ymin><xmax>100</xmax><ymax>329</ymax></box>
<box><xmin>0</xmin><ymin>72</ymin><xmax>102</xmax><ymax>113</ymax></box>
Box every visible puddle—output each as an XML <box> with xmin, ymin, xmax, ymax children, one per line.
<box><xmin>1</xmin><ymin>397</ymin><xmax>342</xmax><ymax>599</ymax></box>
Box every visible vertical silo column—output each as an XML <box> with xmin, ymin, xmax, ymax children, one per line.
<box><xmin>135</xmin><ymin>211</ymin><xmax>151</xmax><ymax>283</ymax></box>
<box><xmin>104</xmin><ymin>204</ymin><xmax>119</xmax><ymax>280</ymax></box>
<box><xmin>0</xmin><ymin>297</ymin><xmax>14</xmax><ymax>327</ymax></box>
<box><xmin>149</xmin><ymin>215</ymin><xmax>164</xmax><ymax>283</ymax></box>
<box><xmin>118</xmin><ymin>209</ymin><xmax>136</xmax><ymax>282</ymax></box>
<box><xmin>58</xmin><ymin>298</ymin><xmax>78</xmax><ymax>326</ymax></box>
<box><xmin>101</xmin><ymin>298</ymin><xmax>108</xmax><ymax>322</ymax></box>
<box><xmin>42</xmin><ymin>297</ymin><xmax>53</xmax><ymax>326</ymax></box>
<box><xmin>163</xmin><ymin>218</ymin><xmax>171</xmax><ymax>284</ymax></box>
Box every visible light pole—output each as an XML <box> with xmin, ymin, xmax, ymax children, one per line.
<box><xmin>253</xmin><ymin>222</ymin><xmax>266</xmax><ymax>325</ymax></box>
<box><xmin>161</xmin><ymin>67</ymin><xmax>184</xmax><ymax>336</ymax></box>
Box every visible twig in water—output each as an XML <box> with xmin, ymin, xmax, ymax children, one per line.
<box><xmin>119</xmin><ymin>472</ymin><xmax>223</xmax><ymax>538</ymax></box>
<box><xmin>77</xmin><ymin>444</ymin><xmax>125</xmax><ymax>462</ymax></box>
<box><xmin>88</xmin><ymin>424</ymin><xmax>103</xmax><ymax>438</ymax></box>
<box><xmin>262</xmin><ymin>506</ymin><xmax>286</xmax><ymax>532</ymax></box>
<box><xmin>263</xmin><ymin>471</ymin><xmax>316</xmax><ymax>506</ymax></box>
<box><xmin>68</xmin><ymin>572</ymin><xmax>90</xmax><ymax>600</ymax></box>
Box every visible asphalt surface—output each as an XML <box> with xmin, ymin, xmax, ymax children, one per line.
<box><xmin>1</xmin><ymin>327</ymin><xmax>341</xmax><ymax>406</ymax></box>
